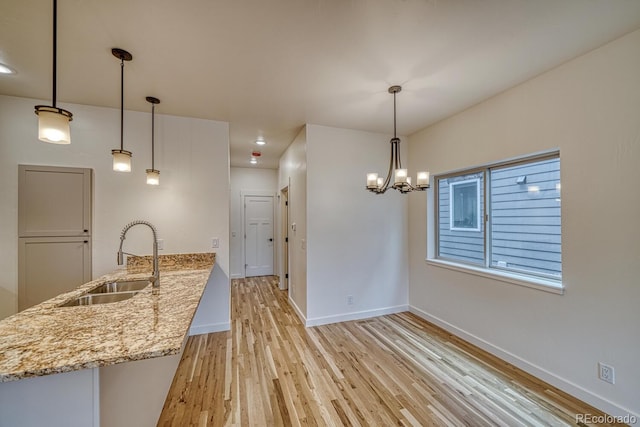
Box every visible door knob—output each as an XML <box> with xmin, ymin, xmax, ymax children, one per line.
<box><xmin>268</xmin><ymin>238</ymin><xmax>273</xmax><ymax>242</ymax></box>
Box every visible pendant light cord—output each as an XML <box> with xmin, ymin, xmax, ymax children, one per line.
<box><xmin>151</xmin><ymin>104</ymin><xmax>155</xmax><ymax>170</ymax></box>
<box><xmin>120</xmin><ymin>57</ymin><xmax>124</xmax><ymax>151</ymax></box>
<box><xmin>52</xmin><ymin>0</ymin><xmax>57</xmax><ymax>107</ymax></box>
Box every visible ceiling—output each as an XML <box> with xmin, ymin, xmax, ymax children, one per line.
<box><xmin>2</xmin><ymin>1</ymin><xmax>640</xmax><ymax>169</ymax></box>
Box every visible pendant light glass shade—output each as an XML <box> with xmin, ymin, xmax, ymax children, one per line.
<box><xmin>146</xmin><ymin>169</ymin><xmax>160</xmax><ymax>185</ymax></box>
<box><xmin>36</xmin><ymin>106</ymin><xmax>72</xmax><ymax>144</ymax></box>
<box><xmin>35</xmin><ymin>0</ymin><xmax>73</xmax><ymax>144</ymax></box>
<box><xmin>112</xmin><ymin>149</ymin><xmax>132</xmax><ymax>172</ymax></box>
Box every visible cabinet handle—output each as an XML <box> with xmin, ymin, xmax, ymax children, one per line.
<box><xmin>84</xmin><ymin>229</ymin><xmax>88</xmax><ymax>233</ymax></box>
<box><xmin>84</xmin><ymin>240</ymin><xmax>88</xmax><ymax>243</ymax></box>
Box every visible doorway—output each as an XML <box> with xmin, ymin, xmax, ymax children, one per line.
<box><xmin>243</xmin><ymin>194</ymin><xmax>274</xmax><ymax>277</ymax></box>
<box><xmin>280</xmin><ymin>187</ymin><xmax>289</xmax><ymax>290</ymax></box>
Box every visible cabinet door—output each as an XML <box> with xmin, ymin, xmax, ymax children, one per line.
<box><xmin>18</xmin><ymin>237</ymin><xmax>92</xmax><ymax>310</ymax></box>
<box><xmin>18</xmin><ymin>165</ymin><xmax>91</xmax><ymax>237</ymax></box>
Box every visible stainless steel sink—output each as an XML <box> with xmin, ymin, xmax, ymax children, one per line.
<box><xmin>59</xmin><ymin>291</ymin><xmax>139</xmax><ymax>307</ymax></box>
<box><xmin>87</xmin><ymin>279</ymin><xmax>152</xmax><ymax>294</ymax></box>
<box><xmin>57</xmin><ymin>278</ymin><xmax>151</xmax><ymax>307</ymax></box>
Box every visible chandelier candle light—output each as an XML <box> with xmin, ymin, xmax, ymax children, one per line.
<box><xmin>145</xmin><ymin>96</ymin><xmax>160</xmax><ymax>185</ymax></box>
<box><xmin>111</xmin><ymin>48</ymin><xmax>133</xmax><ymax>172</ymax></box>
<box><xmin>366</xmin><ymin>85</ymin><xmax>429</xmax><ymax>194</ymax></box>
<box><xmin>34</xmin><ymin>0</ymin><xmax>73</xmax><ymax>144</ymax></box>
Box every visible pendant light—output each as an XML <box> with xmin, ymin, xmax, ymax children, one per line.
<box><xmin>145</xmin><ymin>96</ymin><xmax>160</xmax><ymax>185</ymax></box>
<box><xmin>111</xmin><ymin>48</ymin><xmax>133</xmax><ymax>172</ymax></box>
<box><xmin>366</xmin><ymin>85</ymin><xmax>430</xmax><ymax>194</ymax></box>
<box><xmin>34</xmin><ymin>0</ymin><xmax>73</xmax><ymax>144</ymax></box>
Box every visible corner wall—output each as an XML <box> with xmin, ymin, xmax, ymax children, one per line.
<box><xmin>407</xmin><ymin>29</ymin><xmax>640</xmax><ymax>417</ymax></box>
<box><xmin>0</xmin><ymin>95</ymin><xmax>230</xmax><ymax>332</ymax></box>
<box><xmin>305</xmin><ymin>124</ymin><xmax>409</xmax><ymax>325</ymax></box>
<box><xmin>278</xmin><ymin>127</ymin><xmax>308</xmax><ymax>319</ymax></box>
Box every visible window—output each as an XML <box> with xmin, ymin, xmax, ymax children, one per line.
<box><xmin>435</xmin><ymin>153</ymin><xmax>561</xmax><ymax>283</ymax></box>
<box><xmin>450</xmin><ymin>179</ymin><xmax>481</xmax><ymax>231</ymax></box>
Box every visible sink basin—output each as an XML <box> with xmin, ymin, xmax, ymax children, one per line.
<box><xmin>57</xmin><ymin>278</ymin><xmax>152</xmax><ymax>307</ymax></box>
<box><xmin>87</xmin><ymin>279</ymin><xmax>152</xmax><ymax>294</ymax></box>
<box><xmin>59</xmin><ymin>291</ymin><xmax>139</xmax><ymax>307</ymax></box>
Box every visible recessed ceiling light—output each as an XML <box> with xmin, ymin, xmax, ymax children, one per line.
<box><xmin>256</xmin><ymin>138</ymin><xmax>266</xmax><ymax>145</ymax></box>
<box><xmin>0</xmin><ymin>63</ymin><xmax>16</xmax><ymax>75</ymax></box>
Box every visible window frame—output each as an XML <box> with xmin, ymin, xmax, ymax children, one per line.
<box><xmin>449</xmin><ymin>178</ymin><xmax>482</xmax><ymax>232</ymax></box>
<box><xmin>430</xmin><ymin>151</ymin><xmax>564</xmax><ymax>294</ymax></box>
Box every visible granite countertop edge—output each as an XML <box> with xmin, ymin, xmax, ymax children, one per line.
<box><xmin>0</xmin><ymin>253</ymin><xmax>215</xmax><ymax>383</ymax></box>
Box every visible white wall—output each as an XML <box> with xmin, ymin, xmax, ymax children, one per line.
<box><xmin>229</xmin><ymin>167</ymin><xmax>278</xmax><ymax>278</ymax></box>
<box><xmin>408</xmin><ymin>29</ymin><xmax>640</xmax><ymax>417</ymax></box>
<box><xmin>0</xmin><ymin>95</ymin><xmax>230</xmax><ymax>331</ymax></box>
<box><xmin>305</xmin><ymin>124</ymin><xmax>409</xmax><ymax>325</ymax></box>
<box><xmin>278</xmin><ymin>127</ymin><xmax>307</xmax><ymax>319</ymax></box>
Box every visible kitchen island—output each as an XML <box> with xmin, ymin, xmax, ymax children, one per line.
<box><xmin>0</xmin><ymin>253</ymin><xmax>215</xmax><ymax>427</ymax></box>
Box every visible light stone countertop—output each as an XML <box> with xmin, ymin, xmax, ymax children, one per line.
<box><xmin>0</xmin><ymin>253</ymin><xmax>215</xmax><ymax>383</ymax></box>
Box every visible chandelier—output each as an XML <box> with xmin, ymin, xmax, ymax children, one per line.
<box><xmin>366</xmin><ymin>85</ymin><xmax>429</xmax><ymax>194</ymax></box>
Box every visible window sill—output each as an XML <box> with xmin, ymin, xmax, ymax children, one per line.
<box><xmin>425</xmin><ymin>258</ymin><xmax>564</xmax><ymax>295</ymax></box>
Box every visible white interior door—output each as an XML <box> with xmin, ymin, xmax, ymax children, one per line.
<box><xmin>244</xmin><ymin>195</ymin><xmax>274</xmax><ymax>277</ymax></box>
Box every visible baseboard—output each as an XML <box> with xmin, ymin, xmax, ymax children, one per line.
<box><xmin>408</xmin><ymin>305</ymin><xmax>638</xmax><ymax>420</ymax></box>
<box><xmin>306</xmin><ymin>305</ymin><xmax>408</xmax><ymax>327</ymax></box>
<box><xmin>288</xmin><ymin>295</ymin><xmax>307</xmax><ymax>325</ymax></box>
<box><xmin>230</xmin><ymin>273</ymin><xmax>243</xmax><ymax>279</ymax></box>
<box><xmin>188</xmin><ymin>321</ymin><xmax>230</xmax><ymax>336</ymax></box>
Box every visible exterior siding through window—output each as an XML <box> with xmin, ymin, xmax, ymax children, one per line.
<box><xmin>490</xmin><ymin>158</ymin><xmax>561</xmax><ymax>277</ymax></box>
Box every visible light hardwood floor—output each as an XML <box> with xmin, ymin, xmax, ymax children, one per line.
<box><xmin>159</xmin><ymin>276</ymin><xmax>616</xmax><ymax>426</ymax></box>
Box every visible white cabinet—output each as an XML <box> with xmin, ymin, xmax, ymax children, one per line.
<box><xmin>18</xmin><ymin>165</ymin><xmax>92</xmax><ymax>310</ymax></box>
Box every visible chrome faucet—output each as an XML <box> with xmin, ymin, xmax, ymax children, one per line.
<box><xmin>117</xmin><ymin>220</ymin><xmax>160</xmax><ymax>288</ymax></box>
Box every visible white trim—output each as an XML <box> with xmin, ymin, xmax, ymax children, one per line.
<box><xmin>288</xmin><ymin>295</ymin><xmax>306</xmax><ymax>324</ymax></box>
<box><xmin>408</xmin><ymin>305</ymin><xmax>639</xmax><ymax>420</ymax></box>
<box><xmin>189</xmin><ymin>321</ymin><xmax>230</xmax><ymax>336</ymax></box>
<box><xmin>230</xmin><ymin>273</ymin><xmax>243</xmax><ymax>279</ymax></box>
<box><xmin>425</xmin><ymin>258</ymin><xmax>564</xmax><ymax>294</ymax></box>
<box><xmin>305</xmin><ymin>305</ymin><xmax>408</xmax><ymax>327</ymax></box>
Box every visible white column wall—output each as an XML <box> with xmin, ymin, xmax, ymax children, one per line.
<box><xmin>278</xmin><ymin>127</ymin><xmax>307</xmax><ymax>319</ymax></box>
<box><xmin>0</xmin><ymin>95</ymin><xmax>230</xmax><ymax>331</ymax></box>
<box><xmin>407</xmin><ymin>29</ymin><xmax>640</xmax><ymax>417</ymax></box>
<box><xmin>305</xmin><ymin>124</ymin><xmax>408</xmax><ymax>325</ymax></box>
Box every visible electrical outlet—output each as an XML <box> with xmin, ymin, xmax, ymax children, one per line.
<box><xmin>157</xmin><ymin>239</ymin><xmax>164</xmax><ymax>250</ymax></box>
<box><xmin>347</xmin><ymin>295</ymin><xmax>354</xmax><ymax>305</ymax></box>
<box><xmin>598</xmin><ymin>362</ymin><xmax>615</xmax><ymax>384</ymax></box>
<box><xmin>212</xmin><ymin>238</ymin><xmax>219</xmax><ymax>248</ymax></box>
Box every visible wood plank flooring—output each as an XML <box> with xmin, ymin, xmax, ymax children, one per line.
<box><xmin>158</xmin><ymin>276</ymin><xmax>616</xmax><ymax>426</ymax></box>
